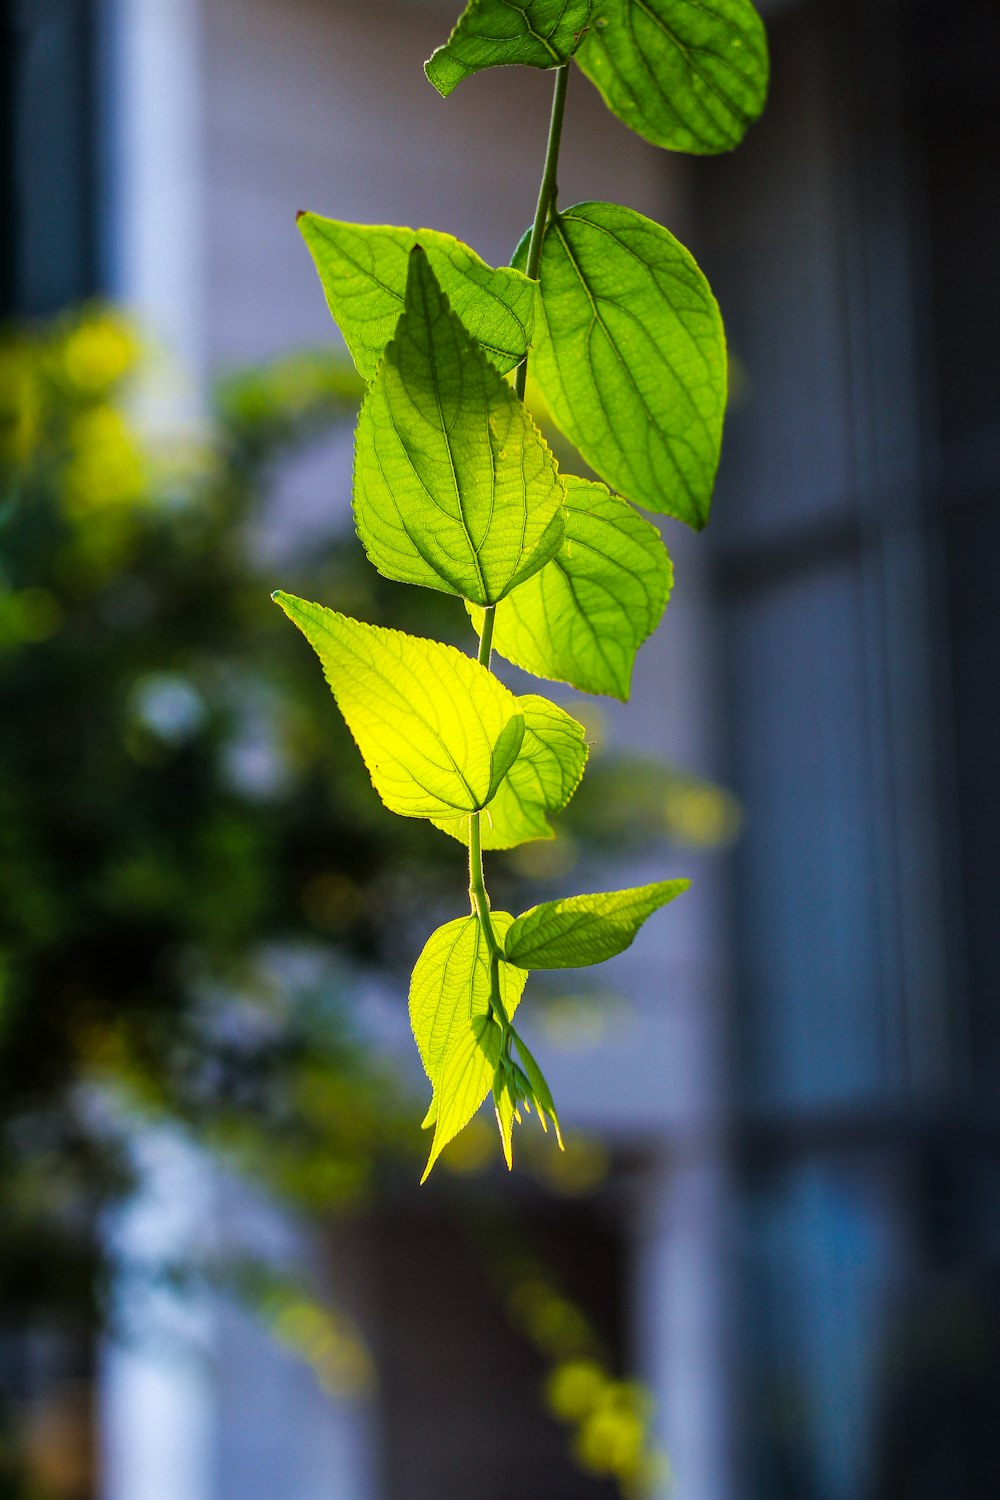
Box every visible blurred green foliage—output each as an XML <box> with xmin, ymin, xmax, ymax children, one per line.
<box><xmin>0</xmin><ymin>309</ymin><xmax>463</xmax><ymax>1260</ymax></box>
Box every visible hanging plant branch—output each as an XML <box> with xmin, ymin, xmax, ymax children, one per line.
<box><xmin>275</xmin><ymin>0</ymin><xmax>768</xmax><ymax>1177</ymax></box>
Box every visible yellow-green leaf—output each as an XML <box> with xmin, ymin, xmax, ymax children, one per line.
<box><xmin>409</xmin><ymin>913</ymin><xmax>528</xmax><ymax>1179</ymax></box>
<box><xmin>504</xmin><ymin>879</ymin><xmax>690</xmax><ymax>967</ymax></box>
<box><xmin>422</xmin><ymin>1014</ymin><xmax>503</xmax><ymax>1181</ymax></box>
<box><xmin>432</xmin><ymin>694</ymin><xmax>588</xmax><ymax>849</ymax></box>
<box><xmin>478</xmin><ymin>476</ymin><xmax>673</xmax><ymax>699</ymax></box>
<box><xmin>298</xmin><ymin>213</ymin><xmax>535</xmax><ymax>378</ymax></box>
<box><xmin>273</xmin><ymin>593</ymin><xmax>524</xmax><ymax>818</ymax></box>
<box><xmin>354</xmin><ymin>249</ymin><xmax>565</xmax><ymax>606</ymax></box>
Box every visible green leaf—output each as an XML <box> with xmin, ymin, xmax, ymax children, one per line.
<box><xmin>514</xmin><ymin>201</ymin><xmax>726</xmax><ymax>529</ymax></box>
<box><xmin>575</xmin><ymin>0</ymin><xmax>769</xmax><ymax>155</ymax></box>
<box><xmin>354</xmin><ymin>249</ymin><xmax>566</xmax><ymax>606</ymax></box>
<box><xmin>432</xmin><ymin>694</ymin><xmax>588</xmax><ymax>849</ymax></box>
<box><xmin>409</xmin><ymin>913</ymin><xmax>529</xmax><ymax>1179</ymax></box>
<box><xmin>477</xmin><ymin>476</ymin><xmax>672</xmax><ymax>699</ymax></box>
<box><xmin>426</xmin><ymin>0</ymin><xmax>592</xmax><ymax>98</ymax></box>
<box><xmin>504</xmin><ymin>878</ymin><xmax>690</xmax><ymax>967</ymax></box>
<box><xmin>298</xmin><ymin>213</ymin><xmax>535</xmax><ymax>379</ymax></box>
<box><xmin>410</xmin><ymin>912</ymin><xmax>524</xmax><ymax>1083</ymax></box>
<box><xmin>423</xmin><ymin>1014</ymin><xmax>502</xmax><ymax>1180</ymax></box>
<box><xmin>272</xmin><ymin>593</ymin><xmax>524</xmax><ymax>818</ymax></box>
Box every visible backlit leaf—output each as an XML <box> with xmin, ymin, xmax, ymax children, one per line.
<box><xmin>354</xmin><ymin>249</ymin><xmax>565</xmax><ymax>606</ymax></box>
<box><xmin>409</xmin><ymin>912</ymin><xmax>523</xmax><ymax>1083</ymax></box>
<box><xmin>273</xmin><ymin>593</ymin><xmax>524</xmax><ymax>818</ymax></box>
<box><xmin>478</xmin><ymin>476</ymin><xmax>672</xmax><ymax>699</ymax></box>
<box><xmin>514</xmin><ymin>201</ymin><xmax>726</xmax><ymax>529</ymax></box>
<box><xmin>298</xmin><ymin>214</ymin><xmax>535</xmax><ymax>378</ymax></box>
<box><xmin>432</xmin><ymin>694</ymin><xmax>588</xmax><ymax>849</ymax></box>
<box><xmin>422</xmin><ymin>1014</ymin><xmax>503</xmax><ymax>1180</ymax></box>
<box><xmin>504</xmin><ymin>879</ymin><xmax>690</xmax><ymax>967</ymax></box>
<box><xmin>409</xmin><ymin>912</ymin><xmax>529</xmax><ymax>1180</ymax></box>
<box><xmin>575</xmin><ymin>0</ymin><xmax>768</xmax><ymax>155</ymax></box>
<box><xmin>492</xmin><ymin>1066</ymin><xmax>521</xmax><ymax>1171</ymax></box>
<box><xmin>426</xmin><ymin>0</ymin><xmax>592</xmax><ymax>97</ymax></box>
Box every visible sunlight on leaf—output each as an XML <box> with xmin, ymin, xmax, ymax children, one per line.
<box><xmin>515</xmin><ymin>201</ymin><xmax>726</xmax><ymax>528</ymax></box>
<box><xmin>298</xmin><ymin>214</ymin><xmax>535</xmax><ymax>378</ymax></box>
<box><xmin>273</xmin><ymin>593</ymin><xmax>525</xmax><ymax>817</ymax></box>
<box><xmin>477</xmin><ymin>476</ymin><xmax>673</xmax><ymax>699</ymax></box>
<box><xmin>575</xmin><ymin>0</ymin><xmax>768</xmax><ymax>155</ymax></box>
<box><xmin>505</xmin><ymin>879</ymin><xmax>690</xmax><ymax>967</ymax></box>
<box><xmin>354</xmin><ymin>249</ymin><xmax>565</xmax><ymax>605</ymax></box>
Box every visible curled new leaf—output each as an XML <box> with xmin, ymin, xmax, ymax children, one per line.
<box><xmin>575</xmin><ymin>0</ymin><xmax>769</xmax><ymax>155</ymax></box>
<box><xmin>475</xmin><ymin>476</ymin><xmax>673</xmax><ymax>699</ymax></box>
<box><xmin>515</xmin><ymin>201</ymin><xmax>726</xmax><ymax>529</ymax></box>
<box><xmin>504</xmin><ymin>879</ymin><xmax>690</xmax><ymax>968</ymax></box>
<box><xmin>432</xmin><ymin>694</ymin><xmax>588</xmax><ymax>849</ymax></box>
<box><xmin>354</xmin><ymin>248</ymin><xmax>565</xmax><ymax>606</ymax></box>
<box><xmin>273</xmin><ymin>593</ymin><xmax>524</xmax><ymax>818</ymax></box>
<box><xmin>426</xmin><ymin>0</ymin><xmax>592</xmax><ymax>97</ymax></box>
<box><xmin>511</xmin><ymin>1026</ymin><xmax>563</xmax><ymax>1146</ymax></box>
<box><xmin>298</xmin><ymin>214</ymin><xmax>535</xmax><ymax>378</ymax></box>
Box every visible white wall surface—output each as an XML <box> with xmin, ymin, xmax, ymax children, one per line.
<box><xmin>112</xmin><ymin>0</ymin><xmax>209</xmax><ymax>418</ymax></box>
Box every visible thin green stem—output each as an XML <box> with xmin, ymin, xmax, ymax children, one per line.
<box><xmin>470</xmin><ymin>603</ymin><xmax>497</xmax><ymax>951</ymax></box>
<box><xmin>469</xmin><ymin>812</ymin><xmax>509</xmax><ymax>1032</ymax></box>
<box><xmin>468</xmin><ymin>808</ymin><xmax>499</xmax><ymax>952</ymax></box>
<box><xmin>515</xmin><ymin>63</ymin><xmax>569</xmax><ymax>403</ymax></box>
<box><xmin>489</xmin><ymin>951</ymin><xmax>510</xmax><ymax>1030</ymax></box>
<box><xmin>467</xmin><ymin>65</ymin><xmax>570</xmax><ymax>1039</ymax></box>
<box><xmin>477</xmin><ymin>604</ymin><xmax>496</xmax><ymax>668</ymax></box>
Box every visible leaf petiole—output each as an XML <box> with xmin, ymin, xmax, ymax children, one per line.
<box><xmin>516</xmin><ymin>62</ymin><xmax>569</xmax><ymax>400</ymax></box>
<box><xmin>467</xmin><ymin>61</ymin><xmax>571</xmax><ymax>1079</ymax></box>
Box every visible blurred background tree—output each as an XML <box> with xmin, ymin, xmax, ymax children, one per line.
<box><xmin>0</xmin><ymin>308</ymin><xmax>490</xmax><ymax>1496</ymax></box>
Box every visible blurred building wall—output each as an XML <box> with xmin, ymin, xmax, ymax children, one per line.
<box><xmin>694</xmin><ymin>1</ymin><xmax>1000</xmax><ymax>1494</ymax></box>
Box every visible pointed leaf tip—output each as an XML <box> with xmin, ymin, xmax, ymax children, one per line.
<box><xmin>298</xmin><ymin>215</ymin><xmax>535</xmax><ymax>380</ymax></box>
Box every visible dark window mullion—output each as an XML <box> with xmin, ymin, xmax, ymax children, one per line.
<box><xmin>4</xmin><ymin>0</ymin><xmax>100</xmax><ymax>317</ymax></box>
